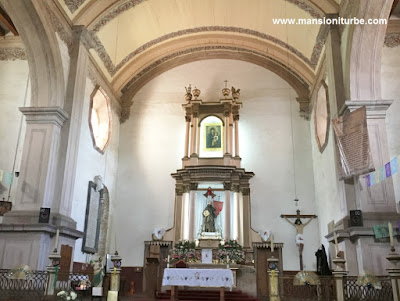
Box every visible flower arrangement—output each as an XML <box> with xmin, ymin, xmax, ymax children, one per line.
<box><xmin>57</xmin><ymin>291</ymin><xmax>77</xmax><ymax>300</ymax></box>
<box><xmin>217</xmin><ymin>239</ymin><xmax>245</xmax><ymax>264</ymax></box>
<box><xmin>169</xmin><ymin>240</ymin><xmax>200</xmax><ymax>263</ymax></box>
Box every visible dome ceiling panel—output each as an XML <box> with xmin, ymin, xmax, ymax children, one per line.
<box><xmin>94</xmin><ymin>0</ymin><xmax>321</xmax><ymax>73</ymax></box>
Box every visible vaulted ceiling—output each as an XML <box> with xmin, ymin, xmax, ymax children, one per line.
<box><xmin>51</xmin><ymin>0</ymin><xmax>342</xmax><ymax>111</ymax></box>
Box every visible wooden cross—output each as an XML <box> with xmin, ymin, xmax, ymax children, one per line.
<box><xmin>281</xmin><ymin>210</ymin><xmax>317</xmax><ymax>271</ymax></box>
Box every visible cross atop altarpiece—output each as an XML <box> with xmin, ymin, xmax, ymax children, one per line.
<box><xmin>281</xmin><ymin>209</ymin><xmax>317</xmax><ymax>271</ymax></box>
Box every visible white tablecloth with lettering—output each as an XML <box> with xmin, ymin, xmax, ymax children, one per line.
<box><xmin>162</xmin><ymin>268</ymin><xmax>234</xmax><ymax>288</ymax></box>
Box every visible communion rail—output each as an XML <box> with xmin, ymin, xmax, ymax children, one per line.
<box><xmin>0</xmin><ymin>269</ymin><xmax>94</xmax><ymax>300</ymax></box>
<box><xmin>279</xmin><ymin>275</ymin><xmax>336</xmax><ymax>301</ymax></box>
<box><xmin>343</xmin><ymin>276</ymin><xmax>393</xmax><ymax>301</ymax></box>
<box><xmin>0</xmin><ymin>269</ymin><xmax>47</xmax><ymax>298</ymax></box>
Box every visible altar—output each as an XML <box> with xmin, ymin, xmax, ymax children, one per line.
<box><xmin>162</xmin><ymin>268</ymin><xmax>234</xmax><ymax>301</ymax></box>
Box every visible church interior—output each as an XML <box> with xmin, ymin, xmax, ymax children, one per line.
<box><xmin>0</xmin><ymin>0</ymin><xmax>400</xmax><ymax>300</ymax></box>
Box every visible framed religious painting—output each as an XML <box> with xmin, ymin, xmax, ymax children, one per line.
<box><xmin>203</xmin><ymin>123</ymin><xmax>223</xmax><ymax>152</ymax></box>
<box><xmin>82</xmin><ymin>181</ymin><xmax>102</xmax><ymax>253</ymax></box>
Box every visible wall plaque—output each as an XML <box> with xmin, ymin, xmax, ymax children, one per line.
<box><xmin>39</xmin><ymin>207</ymin><xmax>51</xmax><ymax>223</ymax></box>
<box><xmin>82</xmin><ymin>181</ymin><xmax>102</xmax><ymax>253</ymax></box>
<box><xmin>350</xmin><ymin>210</ymin><xmax>363</xmax><ymax>227</ymax></box>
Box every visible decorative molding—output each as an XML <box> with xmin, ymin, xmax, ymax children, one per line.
<box><xmin>19</xmin><ymin>106</ymin><xmax>70</xmax><ymax>127</ymax></box>
<box><xmin>90</xmin><ymin>0</ymin><xmax>322</xmax><ymax>33</ymax></box>
<box><xmin>384</xmin><ymin>33</ymin><xmax>400</xmax><ymax>48</ymax></box>
<box><xmin>118</xmin><ymin>45</ymin><xmax>311</xmax><ymax>121</ymax></box>
<box><xmin>91</xmin><ymin>0</ymin><xmax>147</xmax><ymax>33</ymax></box>
<box><xmin>91</xmin><ymin>26</ymin><xmax>324</xmax><ymax>77</ymax></box>
<box><xmin>121</xmin><ymin>45</ymin><xmax>309</xmax><ymax>95</ymax></box>
<box><xmin>45</xmin><ymin>1</ymin><xmax>73</xmax><ymax>51</ymax></box>
<box><xmin>64</xmin><ymin>0</ymin><xmax>87</xmax><ymax>14</ymax></box>
<box><xmin>286</xmin><ymin>0</ymin><xmax>324</xmax><ymax>19</ymax></box>
<box><xmin>0</xmin><ymin>48</ymin><xmax>26</xmax><ymax>60</ymax></box>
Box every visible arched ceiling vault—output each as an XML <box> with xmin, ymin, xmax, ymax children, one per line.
<box><xmin>55</xmin><ymin>0</ymin><xmax>340</xmax><ymax>117</ymax></box>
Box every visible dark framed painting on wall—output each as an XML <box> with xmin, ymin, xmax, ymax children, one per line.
<box><xmin>82</xmin><ymin>181</ymin><xmax>102</xmax><ymax>253</ymax></box>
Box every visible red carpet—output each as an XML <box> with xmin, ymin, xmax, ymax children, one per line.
<box><xmin>156</xmin><ymin>289</ymin><xmax>260</xmax><ymax>301</ymax></box>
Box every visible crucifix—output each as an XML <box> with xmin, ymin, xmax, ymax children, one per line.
<box><xmin>281</xmin><ymin>209</ymin><xmax>317</xmax><ymax>270</ymax></box>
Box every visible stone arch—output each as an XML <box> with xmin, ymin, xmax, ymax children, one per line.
<box><xmin>1</xmin><ymin>0</ymin><xmax>65</xmax><ymax>107</ymax></box>
<box><xmin>347</xmin><ymin>0</ymin><xmax>393</xmax><ymax>101</ymax></box>
<box><xmin>117</xmin><ymin>40</ymin><xmax>312</xmax><ymax>121</ymax></box>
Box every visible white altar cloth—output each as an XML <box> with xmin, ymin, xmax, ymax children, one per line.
<box><xmin>162</xmin><ymin>268</ymin><xmax>234</xmax><ymax>288</ymax></box>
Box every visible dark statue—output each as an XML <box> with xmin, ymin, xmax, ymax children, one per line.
<box><xmin>202</xmin><ymin>201</ymin><xmax>217</xmax><ymax>232</ymax></box>
<box><xmin>315</xmin><ymin>245</ymin><xmax>332</xmax><ymax>275</ymax></box>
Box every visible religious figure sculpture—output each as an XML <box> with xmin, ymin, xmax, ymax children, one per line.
<box><xmin>281</xmin><ymin>210</ymin><xmax>317</xmax><ymax>270</ymax></box>
<box><xmin>202</xmin><ymin>201</ymin><xmax>217</xmax><ymax>232</ymax></box>
<box><xmin>91</xmin><ymin>255</ymin><xmax>104</xmax><ymax>287</ymax></box>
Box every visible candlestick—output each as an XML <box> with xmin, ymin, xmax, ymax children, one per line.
<box><xmin>227</xmin><ymin>255</ymin><xmax>230</xmax><ymax>269</ymax></box>
<box><xmin>333</xmin><ymin>232</ymin><xmax>339</xmax><ymax>255</ymax></box>
<box><xmin>54</xmin><ymin>229</ymin><xmax>59</xmax><ymax>252</ymax></box>
<box><xmin>167</xmin><ymin>255</ymin><xmax>170</xmax><ymax>268</ymax></box>
<box><xmin>389</xmin><ymin>222</ymin><xmax>394</xmax><ymax>248</ymax></box>
<box><xmin>271</xmin><ymin>234</ymin><xmax>274</xmax><ymax>252</ymax></box>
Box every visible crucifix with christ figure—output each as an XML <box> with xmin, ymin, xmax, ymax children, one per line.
<box><xmin>281</xmin><ymin>209</ymin><xmax>317</xmax><ymax>271</ymax></box>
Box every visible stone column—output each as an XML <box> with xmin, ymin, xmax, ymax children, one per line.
<box><xmin>190</xmin><ymin>114</ymin><xmax>198</xmax><ymax>156</ymax></box>
<box><xmin>174</xmin><ymin>184</ymin><xmax>184</xmax><ymax>242</ymax></box>
<box><xmin>9</xmin><ymin>107</ymin><xmax>68</xmax><ymax>214</ymax></box>
<box><xmin>232</xmin><ymin>186</ymin><xmax>241</xmax><ymax>244</ymax></box>
<box><xmin>241</xmin><ymin>187</ymin><xmax>251</xmax><ymax>248</ymax></box>
<box><xmin>224</xmin><ymin>111</ymin><xmax>229</xmax><ymax>155</ymax></box>
<box><xmin>342</xmin><ymin>101</ymin><xmax>395</xmax><ymax>212</ymax></box>
<box><xmin>224</xmin><ymin>183</ymin><xmax>231</xmax><ymax>240</ymax></box>
<box><xmin>188</xmin><ymin>183</ymin><xmax>197</xmax><ymax>240</ymax></box>
<box><xmin>184</xmin><ymin>116</ymin><xmax>190</xmax><ymax>158</ymax></box>
<box><xmin>54</xmin><ymin>26</ymin><xmax>93</xmax><ymax>217</ymax></box>
<box><xmin>228</xmin><ymin>114</ymin><xmax>233</xmax><ymax>155</ymax></box>
<box><xmin>233</xmin><ymin>115</ymin><xmax>240</xmax><ymax>157</ymax></box>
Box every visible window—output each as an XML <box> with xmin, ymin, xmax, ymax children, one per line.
<box><xmin>89</xmin><ymin>86</ymin><xmax>112</xmax><ymax>154</ymax></box>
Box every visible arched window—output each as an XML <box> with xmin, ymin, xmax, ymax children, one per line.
<box><xmin>89</xmin><ymin>86</ymin><xmax>112</xmax><ymax>154</ymax></box>
<box><xmin>199</xmin><ymin>115</ymin><xmax>224</xmax><ymax>158</ymax></box>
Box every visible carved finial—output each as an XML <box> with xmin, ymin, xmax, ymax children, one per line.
<box><xmin>231</xmin><ymin>87</ymin><xmax>240</xmax><ymax>100</ymax></box>
<box><xmin>185</xmin><ymin>84</ymin><xmax>192</xmax><ymax>101</ymax></box>
<box><xmin>222</xmin><ymin>80</ymin><xmax>230</xmax><ymax>98</ymax></box>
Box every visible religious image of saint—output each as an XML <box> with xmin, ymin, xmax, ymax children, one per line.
<box><xmin>202</xmin><ymin>201</ymin><xmax>217</xmax><ymax>232</ymax></box>
<box><xmin>206</xmin><ymin>127</ymin><xmax>221</xmax><ymax>148</ymax></box>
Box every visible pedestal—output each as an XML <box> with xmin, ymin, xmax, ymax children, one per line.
<box><xmin>267</xmin><ymin>256</ymin><xmax>280</xmax><ymax>301</ymax></box>
<box><xmin>332</xmin><ymin>257</ymin><xmax>348</xmax><ymax>301</ymax></box>
<box><xmin>387</xmin><ymin>252</ymin><xmax>400</xmax><ymax>301</ymax></box>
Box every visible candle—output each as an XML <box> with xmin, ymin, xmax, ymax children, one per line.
<box><xmin>389</xmin><ymin>222</ymin><xmax>394</xmax><ymax>248</ymax></box>
<box><xmin>271</xmin><ymin>234</ymin><xmax>274</xmax><ymax>252</ymax></box>
<box><xmin>54</xmin><ymin>229</ymin><xmax>59</xmax><ymax>251</ymax></box>
<box><xmin>333</xmin><ymin>232</ymin><xmax>339</xmax><ymax>255</ymax></box>
<box><xmin>226</xmin><ymin>255</ymin><xmax>230</xmax><ymax>268</ymax></box>
<box><xmin>167</xmin><ymin>255</ymin><xmax>170</xmax><ymax>268</ymax></box>
<box><xmin>115</xmin><ymin>235</ymin><xmax>118</xmax><ymax>252</ymax></box>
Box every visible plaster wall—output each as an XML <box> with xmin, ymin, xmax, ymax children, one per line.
<box><xmin>115</xmin><ymin>59</ymin><xmax>319</xmax><ymax>270</ymax></box>
<box><xmin>240</xmin><ymin>83</ymin><xmax>319</xmax><ymax>271</ymax></box>
<box><xmin>70</xmin><ymin>79</ymin><xmax>120</xmax><ymax>263</ymax></box>
<box><xmin>0</xmin><ymin>60</ymin><xmax>30</xmax><ymax>205</ymax></box>
<box><xmin>381</xmin><ymin>46</ymin><xmax>400</xmax><ymax>205</ymax></box>
<box><xmin>309</xmin><ymin>80</ymin><xmax>346</xmax><ymax>257</ymax></box>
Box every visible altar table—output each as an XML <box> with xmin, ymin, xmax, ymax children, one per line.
<box><xmin>162</xmin><ymin>268</ymin><xmax>234</xmax><ymax>301</ymax></box>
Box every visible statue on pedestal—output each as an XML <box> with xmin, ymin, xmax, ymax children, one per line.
<box><xmin>202</xmin><ymin>201</ymin><xmax>217</xmax><ymax>232</ymax></box>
